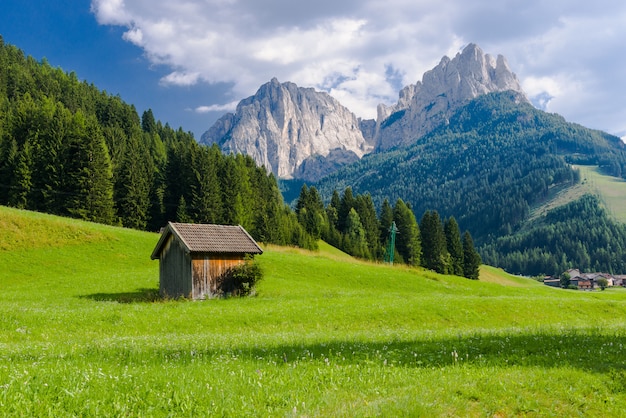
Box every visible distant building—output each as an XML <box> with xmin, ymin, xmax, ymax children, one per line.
<box><xmin>548</xmin><ymin>269</ymin><xmax>621</xmax><ymax>290</ymax></box>
<box><xmin>543</xmin><ymin>278</ymin><xmax>561</xmax><ymax>288</ymax></box>
<box><xmin>151</xmin><ymin>222</ymin><xmax>263</xmax><ymax>299</ymax></box>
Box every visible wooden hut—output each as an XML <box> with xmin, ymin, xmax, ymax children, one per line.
<box><xmin>151</xmin><ymin>222</ymin><xmax>263</xmax><ymax>299</ymax></box>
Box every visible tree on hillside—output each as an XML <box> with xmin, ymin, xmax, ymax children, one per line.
<box><xmin>444</xmin><ymin>216</ymin><xmax>464</xmax><ymax>276</ymax></box>
<box><xmin>114</xmin><ymin>129</ymin><xmax>153</xmax><ymax>229</ymax></box>
<box><xmin>141</xmin><ymin>109</ymin><xmax>156</xmax><ymax>134</ymax></box>
<box><xmin>337</xmin><ymin>187</ymin><xmax>356</xmax><ymax>233</ymax></box>
<box><xmin>191</xmin><ymin>145</ymin><xmax>222</xmax><ymax>224</ymax></box>
<box><xmin>420</xmin><ymin>210</ymin><xmax>449</xmax><ymax>274</ymax></box>
<box><xmin>343</xmin><ymin>207</ymin><xmax>370</xmax><ymax>259</ymax></box>
<box><xmin>355</xmin><ymin>193</ymin><xmax>381</xmax><ymax>259</ymax></box>
<box><xmin>296</xmin><ymin>184</ymin><xmax>327</xmax><ymax>239</ymax></box>
<box><xmin>393</xmin><ymin>199</ymin><xmax>421</xmax><ymax>266</ymax></box>
<box><xmin>379</xmin><ymin>198</ymin><xmax>394</xmax><ymax>242</ymax></box>
<box><xmin>8</xmin><ymin>139</ymin><xmax>32</xmax><ymax>209</ymax></box>
<box><xmin>327</xmin><ymin>189</ymin><xmax>341</xmax><ymax>230</ymax></box>
<box><xmin>462</xmin><ymin>231</ymin><xmax>481</xmax><ymax>280</ymax></box>
<box><xmin>63</xmin><ymin>112</ymin><xmax>115</xmax><ymax>224</ymax></box>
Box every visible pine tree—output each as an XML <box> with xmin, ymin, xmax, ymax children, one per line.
<box><xmin>64</xmin><ymin>113</ymin><xmax>115</xmax><ymax>224</ymax></box>
<box><xmin>324</xmin><ymin>190</ymin><xmax>342</xmax><ymax>246</ymax></box>
<box><xmin>0</xmin><ymin>136</ymin><xmax>18</xmax><ymax>205</ymax></box>
<box><xmin>191</xmin><ymin>145</ymin><xmax>222</xmax><ymax>224</ymax></box>
<box><xmin>337</xmin><ymin>187</ymin><xmax>355</xmax><ymax>233</ymax></box>
<box><xmin>296</xmin><ymin>185</ymin><xmax>326</xmax><ymax>240</ymax></box>
<box><xmin>141</xmin><ymin>109</ymin><xmax>156</xmax><ymax>134</ymax></box>
<box><xmin>379</xmin><ymin>198</ymin><xmax>396</xmax><ymax>263</ymax></box>
<box><xmin>327</xmin><ymin>189</ymin><xmax>341</xmax><ymax>226</ymax></box>
<box><xmin>176</xmin><ymin>195</ymin><xmax>192</xmax><ymax>223</ymax></box>
<box><xmin>420</xmin><ymin>210</ymin><xmax>449</xmax><ymax>274</ymax></box>
<box><xmin>114</xmin><ymin>129</ymin><xmax>152</xmax><ymax>229</ymax></box>
<box><xmin>234</xmin><ymin>154</ymin><xmax>255</xmax><ymax>230</ymax></box>
<box><xmin>355</xmin><ymin>193</ymin><xmax>380</xmax><ymax>259</ymax></box>
<box><xmin>462</xmin><ymin>231</ymin><xmax>481</xmax><ymax>280</ymax></box>
<box><xmin>254</xmin><ymin>177</ymin><xmax>283</xmax><ymax>244</ymax></box>
<box><xmin>8</xmin><ymin>139</ymin><xmax>32</xmax><ymax>209</ymax></box>
<box><xmin>220</xmin><ymin>156</ymin><xmax>245</xmax><ymax>226</ymax></box>
<box><xmin>444</xmin><ymin>216</ymin><xmax>464</xmax><ymax>276</ymax></box>
<box><xmin>344</xmin><ymin>207</ymin><xmax>370</xmax><ymax>258</ymax></box>
<box><xmin>393</xmin><ymin>199</ymin><xmax>421</xmax><ymax>266</ymax></box>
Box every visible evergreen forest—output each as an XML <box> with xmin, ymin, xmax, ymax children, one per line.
<box><xmin>0</xmin><ymin>37</ymin><xmax>316</xmax><ymax>250</ymax></box>
<box><xmin>295</xmin><ymin>185</ymin><xmax>481</xmax><ymax>279</ymax></box>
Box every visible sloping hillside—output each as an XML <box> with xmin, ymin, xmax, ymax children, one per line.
<box><xmin>2</xmin><ymin>207</ymin><xmax>626</xmax><ymax>415</ymax></box>
<box><xmin>314</xmin><ymin>91</ymin><xmax>626</xmax><ymax>275</ymax></box>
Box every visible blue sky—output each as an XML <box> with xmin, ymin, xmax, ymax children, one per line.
<box><xmin>2</xmin><ymin>0</ymin><xmax>625</xmax><ymax>140</ymax></box>
<box><xmin>1</xmin><ymin>0</ymin><xmax>227</xmax><ymax>138</ymax></box>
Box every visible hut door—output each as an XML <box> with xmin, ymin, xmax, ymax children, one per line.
<box><xmin>201</xmin><ymin>255</ymin><xmax>211</xmax><ymax>298</ymax></box>
<box><xmin>192</xmin><ymin>255</ymin><xmax>211</xmax><ymax>299</ymax></box>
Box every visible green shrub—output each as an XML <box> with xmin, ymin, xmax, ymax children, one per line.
<box><xmin>220</xmin><ymin>258</ymin><xmax>263</xmax><ymax>297</ymax></box>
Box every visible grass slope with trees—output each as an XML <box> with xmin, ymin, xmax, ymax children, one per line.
<box><xmin>2</xmin><ymin>206</ymin><xmax>626</xmax><ymax>416</ymax></box>
<box><xmin>0</xmin><ymin>36</ymin><xmax>317</xmax><ymax>250</ymax></box>
<box><xmin>314</xmin><ymin>91</ymin><xmax>626</xmax><ymax>276</ymax></box>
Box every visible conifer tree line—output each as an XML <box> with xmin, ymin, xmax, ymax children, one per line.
<box><xmin>0</xmin><ymin>38</ymin><xmax>316</xmax><ymax>249</ymax></box>
<box><xmin>296</xmin><ymin>185</ymin><xmax>481</xmax><ymax>279</ymax></box>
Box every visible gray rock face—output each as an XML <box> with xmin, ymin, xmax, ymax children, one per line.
<box><xmin>200</xmin><ymin>78</ymin><xmax>370</xmax><ymax>179</ymax></box>
<box><xmin>294</xmin><ymin>148</ymin><xmax>361</xmax><ymax>183</ymax></box>
<box><xmin>374</xmin><ymin>43</ymin><xmax>528</xmax><ymax>151</ymax></box>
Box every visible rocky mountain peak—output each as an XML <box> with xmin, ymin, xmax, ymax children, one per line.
<box><xmin>200</xmin><ymin>78</ymin><xmax>371</xmax><ymax>180</ymax></box>
<box><xmin>201</xmin><ymin>44</ymin><xmax>529</xmax><ymax>179</ymax></box>
<box><xmin>374</xmin><ymin>43</ymin><xmax>528</xmax><ymax>151</ymax></box>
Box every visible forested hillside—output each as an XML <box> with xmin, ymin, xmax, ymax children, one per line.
<box><xmin>0</xmin><ymin>37</ymin><xmax>315</xmax><ymax>248</ymax></box>
<box><xmin>294</xmin><ymin>185</ymin><xmax>482</xmax><ymax>279</ymax></box>
<box><xmin>314</xmin><ymin>91</ymin><xmax>626</xmax><ymax>275</ymax></box>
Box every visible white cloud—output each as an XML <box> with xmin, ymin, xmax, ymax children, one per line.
<box><xmin>160</xmin><ymin>71</ymin><xmax>201</xmax><ymax>87</ymax></box>
<box><xmin>194</xmin><ymin>102</ymin><xmax>238</xmax><ymax>114</ymax></box>
<box><xmin>91</xmin><ymin>0</ymin><xmax>626</xmax><ymax>135</ymax></box>
<box><xmin>90</xmin><ymin>0</ymin><xmax>131</xmax><ymax>25</ymax></box>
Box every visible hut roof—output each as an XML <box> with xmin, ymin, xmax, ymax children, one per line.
<box><xmin>151</xmin><ymin>222</ymin><xmax>263</xmax><ymax>260</ymax></box>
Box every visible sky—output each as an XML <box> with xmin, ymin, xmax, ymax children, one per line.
<box><xmin>1</xmin><ymin>0</ymin><xmax>625</xmax><ymax>141</ymax></box>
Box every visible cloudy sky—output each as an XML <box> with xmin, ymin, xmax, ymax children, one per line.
<box><xmin>2</xmin><ymin>0</ymin><xmax>625</xmax><ymax>140</ymax></box>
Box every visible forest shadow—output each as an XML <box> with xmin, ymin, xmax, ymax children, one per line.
<box><xmin>81</xmin><ymin>288</ymin><xmax>160</xmax><ymax>303</ymax></box>
<box><xmin>141</xmin><ymin>330</ymin><xmax>626</xmax><ymax>376</ymax></box>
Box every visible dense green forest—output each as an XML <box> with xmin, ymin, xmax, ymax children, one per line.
<box><xmin>0</xmin><ymin>37</ymin><xmax>316</xmax><ymax>249</ymax></box>
<box><xmin>481</xmin><ymin>194</ymin><xmax>626</xmax><ymax>276</ymax></box>
<box><xmin>295</xmin><ymin>185</ymin><xmax>481</xmax><ymax>279</ymax></box>
<box><xmin>314</xmin><ymin>91</ymin><xmax>626</xmax><ymax>275</ymax></box>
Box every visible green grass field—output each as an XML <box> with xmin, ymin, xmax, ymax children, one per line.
<box><xmin>2</xmin><ymin>206</ymin><xmax>626</xmax><ymax>416</ymax></box>
<box><xmin>529</xmin><ymin>165</ymin><xmax>626</xmax><ymax>223</ymax></box>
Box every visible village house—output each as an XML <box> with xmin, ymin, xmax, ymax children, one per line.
<box><xmin>151</xmin><ymin>222</ymin><xmax>263</xmax><ymax>300</ymax></box>
<box><xmin>547</xmin><ymin>268</ymin><xmax>623</xmax><ymax>290</ymax></box>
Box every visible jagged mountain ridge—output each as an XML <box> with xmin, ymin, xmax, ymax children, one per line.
<box><xmin>373</xmin><ymin>43</ymin><xmax>528</xmax><ymax>151</ymax></box>
<box><xmin>201</xmin><ymin>43</ymin><xmax>526</xmax><ymax>180</ymax></box>
<box><xmin>200</xmin><ymin>78</ymin><xmax>371</xmax><ymax>180</ymax></box>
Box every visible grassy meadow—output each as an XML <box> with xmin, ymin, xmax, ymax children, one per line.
<box><xmin>2</xmin><ymin>206</ymin><xmax>626</xmax><ymax>416</ymax></box>
<box><xmin>529</xmin><ymin>164</ymin><xmax>626</xmax><ymax>223</ymax></box>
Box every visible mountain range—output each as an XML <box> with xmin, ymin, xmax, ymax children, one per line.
<box><xmin>201</xmin><ymin>43</ymin><xmax>527</xmax><ymax>181</ymax></box>
<box><xmin>202</xmin><ymin>43</ymin><xmax>626</xmax><ymax>276</ymax></box>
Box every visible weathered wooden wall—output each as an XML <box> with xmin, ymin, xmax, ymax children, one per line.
<box><xmin>159</xmin><ymin>234</ymin><xmax>192</xmax><ymax>298</ymax></box>
<box><xmin>191</xmin><ymin>254</ymin><xmax>245</xmax><ymax>299</ymax></box>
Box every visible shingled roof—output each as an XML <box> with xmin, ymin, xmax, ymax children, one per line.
<box><xmin>151</xmin><ymin>222</ymin><xmax>263</xmax><ymax>259</ymax></box>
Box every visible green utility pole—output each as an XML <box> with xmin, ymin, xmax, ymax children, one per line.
<box><xmin>385</xmin><ymin>221</ymin><xmax>398</xmax><ymax>265</ymax></box>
